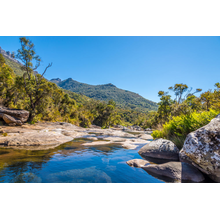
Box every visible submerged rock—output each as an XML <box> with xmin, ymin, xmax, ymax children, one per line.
<box><xmin>47</xmin><ymin>166</ymin><xmax>112</xmax><ymax>183</ymax></box>
<box><xmin>138</xmin><ymin>138</ymin><xmax>179</xmax><ymax>161</ymax></box>
<box><xmin>179</xmin><ymin>113</ymin><xmax>220</xmax><ymax>182</ymax></box>
<box><xmin>126</xmin><ymin>159</ymin><xmax>150</xmax><ymax>168</ymax></box>
<box><xmin>142</xmin><ymin>162</ymin><xmax>205</xmax><ymax>183</ymax></box>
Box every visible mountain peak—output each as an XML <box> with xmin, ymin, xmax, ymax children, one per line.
<box><xmin>66</xmin><ymin>78</ymin><xmax>73</xmax><ymax>81</ymax></box>
<box><xmin>50</xmin><ymin>78</ymin><xmax>62</xmax><ymax>84</ymax></box>
<box><xmin>104</xmin><ymin>83</ymin><xmax>116</xmax><ymax>87</ymax></box>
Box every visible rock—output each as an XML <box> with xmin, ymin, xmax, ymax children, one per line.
<box><xmin>179</xmin><ymin>113</ymin><xmax>220</xmax><ymax>182</ymax></box>
<box><xmin>145</xmin><ymin>128</ymin><xmax>151</xmax><ymax>131</ymax></box>
<box><xmin>0</xmin><ymin>130</ymin><xmax>73</xmax><ymax>150</ymax></box>
<box><xmin>114</xmin><ymin>125</ymin><xmax>123</xmax><ymax>129</ymax></box>
<box><xmin>0</xmin><ymin>107</ymin><xmax>29</xmax><ymax>122</ymax></box>
<box><xmin>142</xmin><ymin>162</ymin><xmax>205</xmax><ymax>182</ymax></box>
<box><xmin>137</xmin><ymin>133</ymin><xmax>153</xmax><ymax>140</ymax></box>
<box><xmin>138</xmin><ymin>138</ymin><xmax>179</xmax><ymax>161</ymax></box>
<box><xmin>126</xmin><ymin>159</ymin><xmax>150</xmax><ymax>168</ymax></box>
<box><xmin>90</xmin><ymin>124</ymin><xmax>102</xmax><ymax>129</ymax></box>
<box><xmin>3</xmin><ymin>114</ymin><xmax>22</xmax><ymax>126</ymax></box>
<box><xmin>81</xmin><ymin>141</ymin><xmax>114</xmax><ymax>146</ymax></box>
<box><xmin>0</xmin><ymin>121</ymin><xmax>149</xmax><ymax>151</ymax></box>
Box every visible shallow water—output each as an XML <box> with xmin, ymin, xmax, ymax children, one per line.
<box><xmin>0</xmin><ymin>138</ymin><xmax>163</xmax><ymax>183</ymax></box>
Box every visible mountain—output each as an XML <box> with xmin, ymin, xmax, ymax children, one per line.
<box><xmin>51</xmin><ymin>78</ymin><xmax>158</xmax><ymax>112</ymax></box>
<box><xmin>1</xmin><ymin>47</ymin><xmax>157</xmax><ymax>112</ymax></box>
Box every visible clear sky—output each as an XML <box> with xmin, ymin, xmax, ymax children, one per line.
<box><xmin>1</xmin><ymin>36</ymin><xmax>220</xmax><ymax>103</ymax></box>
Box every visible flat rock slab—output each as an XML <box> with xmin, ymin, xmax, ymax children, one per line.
<box><xmin>142</xmin><ymin>161</ymin><xmax>205</xmax><ymax>183</ymax></box>
<box><xmin>0</xmin><ymin>131</ymin><xmax>73</xmax><ymax>149</ymax></box>
<box><xmin>0</xmin><ymin>122</ymin><xmax>151</xmax><ymax>150</ymax></box>
<box><xmin>139</xmin><ymin>138</ymin><xmax>179</xmax><ymax>161</ymax></box>
<box><xmin>81</xmin><ymin>141</ymin><xmax>111</xmax><ymax>146</ymax></box>
<box><xmin>81</xmin><ymin>138</ymin><xmax>150</xmax><ymax>149</ymax></box>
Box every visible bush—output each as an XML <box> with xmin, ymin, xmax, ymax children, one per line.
<box><xmin>152</xmin><ymin>109</ymin><xmax>220</xmax><ymax>149</ymax></box>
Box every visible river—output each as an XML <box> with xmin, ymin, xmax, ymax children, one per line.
<box><xmin>0</xmin><ymin>138</ymin><xmax>163</xmax><ymax>183</ymax></box>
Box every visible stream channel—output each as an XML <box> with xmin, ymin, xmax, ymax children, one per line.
<box><xmin>0</xmin><ymin>137</ymin><xmax>164</xmax><ymax>183</ymax></box>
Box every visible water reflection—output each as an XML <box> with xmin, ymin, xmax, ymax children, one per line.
<box><xmin>48</xmin><ymin>166</ymin><xmax>112</xmax><ymax>183</ymax></box>
<box><xmin>0</xmin><ymin>139</ymin><xmax>163</xmax><ymax>183</ymax></box>
<box><xmin>12</xmin><ymin>172</ymin><xmax>42</xmax><ymax>183</ymax></box>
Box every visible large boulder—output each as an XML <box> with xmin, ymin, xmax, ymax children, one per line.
<box><xmin>3</xmin><ymin>114</ymin><xmax>22</xmax><ymax>126</ymax></box>
<box><xmin>142</xmin><ymin>161</ymin><xmax>205</xmax><ymax>183</ymax></box>
<box><xmin>0</xmin><ymin>107</ymin><xmax>29</xmax><ymax>126</ymax></box>
<box><xmin>179</xmin><ymin>114</ymin><xmax>220</xmax><ymax>182</ymax></box>
<box><xmin>138</xmin><ymin>138</ymin><xmax>179</xmax><ymax>161</ymax></box>
<box><xmin>0</xmin><ymin>107</ymin><xmax>29</xmax><ymax>123</ymax></box>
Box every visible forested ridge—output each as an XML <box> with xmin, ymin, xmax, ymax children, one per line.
<box><xmin>51</xmin><ymin>78</ymin><xmax>158</xmax><ymax>112</ymax></box>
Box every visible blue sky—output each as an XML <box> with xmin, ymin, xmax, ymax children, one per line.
<box><xmin>1</xmin><ymin>36</ymin><xmax>220</xmax><ymax>102</ymax></box>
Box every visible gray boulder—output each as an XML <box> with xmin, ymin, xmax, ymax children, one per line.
<box><xmin>0</xmin><ymin>107</ymin><xmax>29</xmax><ymax>122</ymax></box>
<box><xmin>179</xmin><ymin>113</ymin><xmax>220</xmax><ymax>182</ymax></box>
<box><xmin>142</xmin><ymin>162</ymin><xmax>205</xmax><ymax>182</ymax></box>
<box><xmin>138</xmin><ymin>138</ymin><xmax>179</xmax><ymax>161</ymax></box>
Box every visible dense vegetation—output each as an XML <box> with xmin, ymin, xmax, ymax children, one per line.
<box><xmin>51</xmin><ymin>78</ymin><xmax>158</xmax><ymax>112</ymax></box>
<box><xmin>145</xmin><ymin>83</ymin><xmax>220</xmax><ymax>149</ymax></box>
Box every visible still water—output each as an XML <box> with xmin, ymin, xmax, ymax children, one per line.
<box><xmin>0</xmin><ymin>138</ymin><xmax>163</xmax><ymax>183</ymax></box>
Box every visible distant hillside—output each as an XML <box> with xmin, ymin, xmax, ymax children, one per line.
<box><xmin>0</xmin><ymin>46</ymin><xmax>39</xmax><ymax>77</ymax></box>
<box><xmin>4</xmin><ymin>57</ymin><xmax>24</xmax><ymax>77</ymax></box>
<box><xmin>51</xmin><ymin>78</ymin><xmax>158</xmax><ymax>112</ymax></box>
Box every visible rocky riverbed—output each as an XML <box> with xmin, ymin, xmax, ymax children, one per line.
<box><xmin>1</xmin><ymin>113</ymin><xmax>220</xmax><ymax>183</ymax></box>
<box><xmin>0</xmin><ymin>122</ymin><xmax>153</xmax><ymax>150</ymax></box>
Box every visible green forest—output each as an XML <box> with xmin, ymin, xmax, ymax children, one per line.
<box><xmin>1</xmin><ymin>37</ymin><xmax>220</xmax><ymax>150</ymax></box>
<box><xmin>51</xmin><ymin>77</ymin><xmax>158</xmax><ymax>112</ymax></box>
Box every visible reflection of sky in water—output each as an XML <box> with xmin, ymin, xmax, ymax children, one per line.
<box><xmin>0</xmin><ymin>139</ymin><xmax>163</xmax><ymax>183</ymax></box>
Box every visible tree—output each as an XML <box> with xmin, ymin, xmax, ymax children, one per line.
<box><xmin>93</xmin><ymin>100</ymin><xmax>121</xmax><ymax>128</ymax></box>
<box><xmin>168</xmin><ymin>83</ymin><xmax>202</xmax><ymax>104</ymax></box>
<box><xmin>16</xmin><ymin>37</ymin><xmax>52</xmax><ymax>121</ymax></box>
<box><xmin>157</xmin><ymin>91</ymin><xmax>173</xmax><ymax>123</ymax></box>
<box><xmin>168</xmin><ymin>84</ymin><xmax>188</xmax><ymax>104</ymax></box>
<box><xmin>200</xmin><ymin>90</ymin><xmax>213</xmax><ymax>111</ymax></box>
<box><xmin>0</xmin><ymin>54</ymin><xmax>16</xmax><ymax>106</ymax></box>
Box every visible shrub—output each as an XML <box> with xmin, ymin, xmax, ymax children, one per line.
<box><xmin>152</xmin><ymin>109</ymin><xmax>220</xmax><ymax>149</ymax></box>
